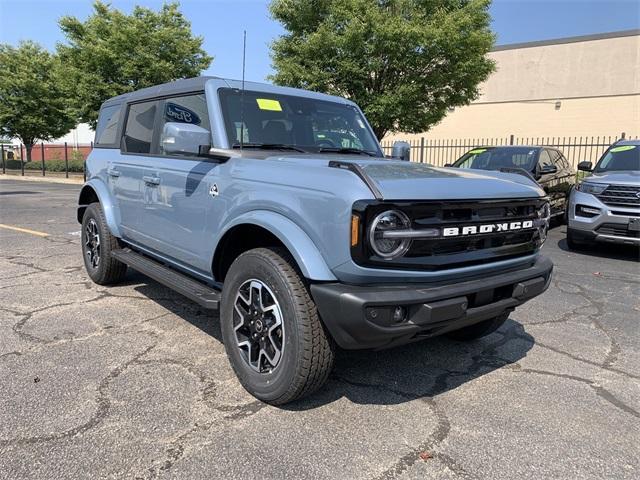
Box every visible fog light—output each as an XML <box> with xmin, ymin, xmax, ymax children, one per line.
<box><xmin>576</xmin><ymin>205</ymin><xmax>600</xmax><ymax>217</ymax></box>
<box><xmin>392</xmin><ymin>306</ymin><xmax>407</xmax><ymax>323</ymax></box>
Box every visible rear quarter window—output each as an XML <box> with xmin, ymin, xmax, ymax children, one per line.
<box><xmin>95</xmin><ymin>104</ymin><xmax>122</xmax><ymax>146</ymax></box>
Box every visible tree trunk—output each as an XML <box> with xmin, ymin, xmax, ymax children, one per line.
<box><xmin>25</xmin><ymin>144</ymin><xmax>33</xmax><ymax>163</ymax></box>
<box><xmin>373</xmin><ymin>127</ymin><xmax>387</xmax><ymax>142</ymax></box>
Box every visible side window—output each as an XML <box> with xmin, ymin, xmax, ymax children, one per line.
<box><xmin>95</xmin><ymin>104</ymin><xmax>121</xmax><ymax>146</ymax></box>
<box><xmin>159</xmin><ymin>93</ymin><xmax>211</xmax><ymax>157</ymax></box>
<box><xmin>558</xmin><ymin>152</ymin><xmax>570</xmax><ymax>169</ymax></box>
<box><xmin>549</xmin><ymin>149</ymin><xmax>563</xmax><ymax>165</ymax></box>
<box><xmin>122</xmin><ymin>100</ymin><xmax>159</xmax><ymax>154</ymax></box>
<box><xmin>538</xmin><ymin>149</ymin><xmax>553</xmax><ymax>168</ymax></box>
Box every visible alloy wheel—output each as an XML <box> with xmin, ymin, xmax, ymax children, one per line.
<box><xmin>233</xmin><ymin>279</ymin><xmax>285</xmax><ymax>373</ymax></box>
<box><xmin>84</xmin><ymin>218</ymin><xmax>101</xmax><ymax>269</ymax></box>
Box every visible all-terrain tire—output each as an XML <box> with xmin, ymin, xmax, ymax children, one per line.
<box><xmin>220</xmin><ymin>247</ymin><xmax>334</xmax><ymax>405</ymax></box>
<box><xmin>446</xmin><ymin>312</ymin><xmax>509</xmax><ymax>341</ymax></box>
<box><xmin>81</xmin><ymin>202</ymin><xmax>127</xmax><ymax>285</ymax></box>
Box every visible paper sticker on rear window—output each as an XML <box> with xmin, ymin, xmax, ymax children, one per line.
<box><xmin>256</xmin><ymin>98</ymin><xmax>282</xmax><ymax>111</ymax></box>
<box><xmin>610</xmin><ymin>145</ymin><xmax>636</xmax><ymax>153</ymax></box>
<box><xmin>469</xmin><ymin>149</ymin><xmax>486</xmax><ymax>154</ymax></box>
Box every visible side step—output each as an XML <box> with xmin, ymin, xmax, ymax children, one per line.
<box><xmin>112</xmin><ymin>248</ymin><xmax>221</xmax><ymax>310</ymax></box>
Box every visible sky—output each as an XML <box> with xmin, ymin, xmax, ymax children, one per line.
<box><xmin>0</xmin><ymin>0</ymin><xmax>638</xmax><ymax>82</ymax></box>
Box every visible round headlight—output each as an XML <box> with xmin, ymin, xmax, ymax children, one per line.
<box><xmin>369</xmin><ymin>210</ymin><xmax>411</xmax><ymax>259</ymax></box>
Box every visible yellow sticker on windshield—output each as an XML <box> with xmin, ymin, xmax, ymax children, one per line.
<box><xmin>256</xmin><ymin>98</ymin><xmax>282</xmax><ymax>111</ymax></box>
<box><xmin>469</xmin><ymin>149</ymin><xmax>487</xmax><ymax>154</ymax></box>
<box><xmin>610</xmin><ymin>145</ymin><xmax>636</xmax><ymax>153</ymax></box>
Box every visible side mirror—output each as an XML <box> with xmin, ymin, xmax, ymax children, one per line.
<box><xmin>444</xmin><ymin>163</ymin><xmax>453</xmax><ymax>167</ymax></box>
<box><xmin>577</xmin><ymin>161</ymin><xmax>592</xmax><ymax>172</ymax></box>
<box><xmin>539</xmin><ymin>164</ymin><xmax>558</xmax><ymax>175</ymax></box>
<box><xmin>161</xmin><ymin>122</ymin><xmax>211</xmax><ymax>156</ymax></box>
<box><xmin>391</xmin><ymin>141</ymin><xmax>411</xmax><ymax>161</ymax></box>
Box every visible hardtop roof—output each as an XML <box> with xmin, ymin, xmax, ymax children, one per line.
<box><xmin>101</xmin><ymin>76</ymin><xmax>355</xmax><ymax>108</ymax></box>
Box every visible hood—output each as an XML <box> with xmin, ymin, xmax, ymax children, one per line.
<box><xmin>333</xmin><ymin>158</ymin><xmax>544</xmax><ymax>200</ymax></box>
<box><xmin>261</xmin><ymin>154</ymin><xmax>545</xmax><ymax>200</ymax></box>
<box><xmin>359</xmin><ymin>161</ymin><xmax>544</xmax><ymax>200</ymax></box>
<box><xmin>581</xmin><ymin>170</ymin><xmax>640</xmax><ymax>186</ymax></box>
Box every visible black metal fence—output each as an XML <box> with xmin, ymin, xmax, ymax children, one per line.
<box><xmin>1</xmin><ymin>133</ymin><xmax>636</xmax><ymax>179</ymax></box>
<box><xmin>0</xmin><ymin>142</ymin><xmax>92</xmax><ymax>180</ymax></box>
<box><xmin>381</xmin><ymin>132</ymin><xmax>637</xmax><ymax>168</ymax></box>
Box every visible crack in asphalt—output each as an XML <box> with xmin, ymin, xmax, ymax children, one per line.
<box><xmin>0</xmin><ymin>341</ymin><xmax>157</xmax><ymax>448</ymax></box>
<box><xmin>1</xmin><ymin>210</ymin><xmax>638</xmax><ymax>479</ymax></box>
<box><xmin>526</xmin><ymin>276</ymin><xmax>630</xmax><ymax>375</ymax></box>
<box><xmin>357</xmin><ymin>311</ymin><xmax>639</xmax><ymax>479</ymax></box>
<box><xmin>505</xmin><ymin>365</ymin><xmax>640</xmax><ymax>419</ymax></box>
<box><xmin>524</xmin><ymin>337</ymin><xmax>640</xmax><ymax>381</ymax></box>
<box><xmin>347</xmin><ymin>327</ymin><xmax>529</xmax><ymax>480</ymax></box>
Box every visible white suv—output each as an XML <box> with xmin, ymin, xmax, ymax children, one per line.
<box><xmin>567</xmin><ymin>140</ymin><xmax>640</xmax><ymax>249</ymax></box>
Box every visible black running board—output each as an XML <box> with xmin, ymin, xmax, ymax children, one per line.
<box><xmin>112</xmin><ymin>248</ymin><xmax>220</xmax><ymax>310</ymax></box>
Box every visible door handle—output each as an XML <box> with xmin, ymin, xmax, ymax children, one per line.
<box><xmin>107</xmin><ymin>168</ymin><xmax>120</xmax><ymax>178</ymax></box>
<box><xmin>143</xmin><ymin>175</ymin><xmax>160</xmax><ymax>186</ymax></box>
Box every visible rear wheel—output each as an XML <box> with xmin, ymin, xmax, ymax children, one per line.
<box><xmin>446</xmin><ymin>313</ymin><xmax>508</xmax><ymax>341</ymax></box>
<box><xmin>81</xmin><ymin>202</ymin><xmax>127</xmax><ymax>285</ymax></box>
<box><xmin>220</xmin><ymin>247</ymin><xmax>334</xmax><ymax>405</ymax></box>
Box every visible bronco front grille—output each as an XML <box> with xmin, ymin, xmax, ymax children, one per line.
<box><xmin>352</xmin><ymin>198</ymin><xmax>545</xmax><ymax>271</ymax></box>
<box><xmin>596</xmin><ymin>185</ymin><xmax>640</xmax><ymax>208</ymax></box>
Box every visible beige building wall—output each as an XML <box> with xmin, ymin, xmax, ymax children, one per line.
<box><xmin>386</xmin><ymin>30</ymin><xmax>640</xmax><ymax>143</ymax></box>
<box><xmin>391</xmin><ymin>94</ymin><xmax>638</xmax><ymax>141</ymax></box>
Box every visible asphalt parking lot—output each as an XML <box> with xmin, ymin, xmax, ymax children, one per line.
<box><xmin>1</xmin><ymin>177</ymin><xmax>638</xmax><ymax>480</ymax></box>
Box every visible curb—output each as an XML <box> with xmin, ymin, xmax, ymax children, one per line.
<box><xmin>0</xmin><ymin>174</ymin><xmax>84</xmax><ymax>185</ymax></box>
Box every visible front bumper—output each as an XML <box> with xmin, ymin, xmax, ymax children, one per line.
<box><xmin>568</xmin><ymin>190</ymin><xmax>640</xmax><ymax>245</ymax></box>
<box><xmin>310</xmin><ymin>255</ymin><xmax>553</xmax><ymax>350</ymax></box>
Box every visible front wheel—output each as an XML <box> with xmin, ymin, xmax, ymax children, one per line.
<box><xmin>220</xmin><ymin>247</ymin><xmax>334</xmax><ymax>405</ymax></box>
<box><xmin>446</xmin><ymin>313</ymin><xmax>508</xmax><ymax>341</ymax></box>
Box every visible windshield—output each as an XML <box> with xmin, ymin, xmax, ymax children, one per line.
<box><xmin>593</xmin><ymin>145</ymin><xmax>639</xmax><ymax>172</ymax></box>
<box><xmin>218</xmin><ymin>88</ymin><xmax>382</xmax><ymax>156</ymax></box>
<box><xmin>453</xmin><ymin>147</ymin><xmax>539</xmax><ymax>171</ymax></box>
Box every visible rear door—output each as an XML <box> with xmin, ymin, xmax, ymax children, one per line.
<box><xmin>139</xmin><ymin>92</ymin><xmax>224</xmax><ymax>273</ymax></box>
<box><xmin>112</xmin><ymin>99</ymin><xmax>162</xmax><ymax>243</ymax></box>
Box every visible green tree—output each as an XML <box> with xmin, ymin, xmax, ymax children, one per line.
<box><xmin>57</xmin><ymin>1</ymin><xmax>213</xmax><ymax>128</ymax></box>
<box><xmin>270</xmin><ymin>0</ymin><xmax>495</xmax><ymax>139</ymax></box>
<box><xmin>0</xmin><ymin>41</ymin><xmax>75</xmax><ymax>162</ymax></box>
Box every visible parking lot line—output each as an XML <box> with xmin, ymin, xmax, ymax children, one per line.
<box><xmin>0</xmin><ymin>223</ymin><xmax>49</xmax><ymax>237</ymax></box>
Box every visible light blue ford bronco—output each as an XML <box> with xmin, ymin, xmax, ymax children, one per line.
<box><xmin>79</xmin><ymin>76</ymin><xmax>553</xmax><ymax>404</ymax></box>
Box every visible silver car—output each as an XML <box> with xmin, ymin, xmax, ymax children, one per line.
<box><xmin>567</xmin><ymin>140</ymin><xmax>640</xmax><ymax>248</ymax></box>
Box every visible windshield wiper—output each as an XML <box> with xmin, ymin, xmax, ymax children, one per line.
<box><xmin>232</xmin><ymin>143</ymin><xmax>307</xmax><ymax>153</ymax></box>
<box><xmin>318</xmin><ymin>147</ymin><xmax>377</xmax><ymax>157</ymax></box>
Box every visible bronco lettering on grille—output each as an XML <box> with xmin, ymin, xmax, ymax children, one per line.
<box><xmin>443</xmin><ymin>220</ymin><xmax>534</xmax><ymax>237</ymax></box>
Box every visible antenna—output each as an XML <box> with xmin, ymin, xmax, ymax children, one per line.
<box><xmin>239</xmin><ymin>30</ymin><xmax>247</xmax><ymax>151</ymax></box>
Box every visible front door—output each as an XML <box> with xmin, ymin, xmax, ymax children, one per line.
<box><xmin>138</xmin><ymin>93</ymin><xmax>222</xmax><ymax>274</ymax></box>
